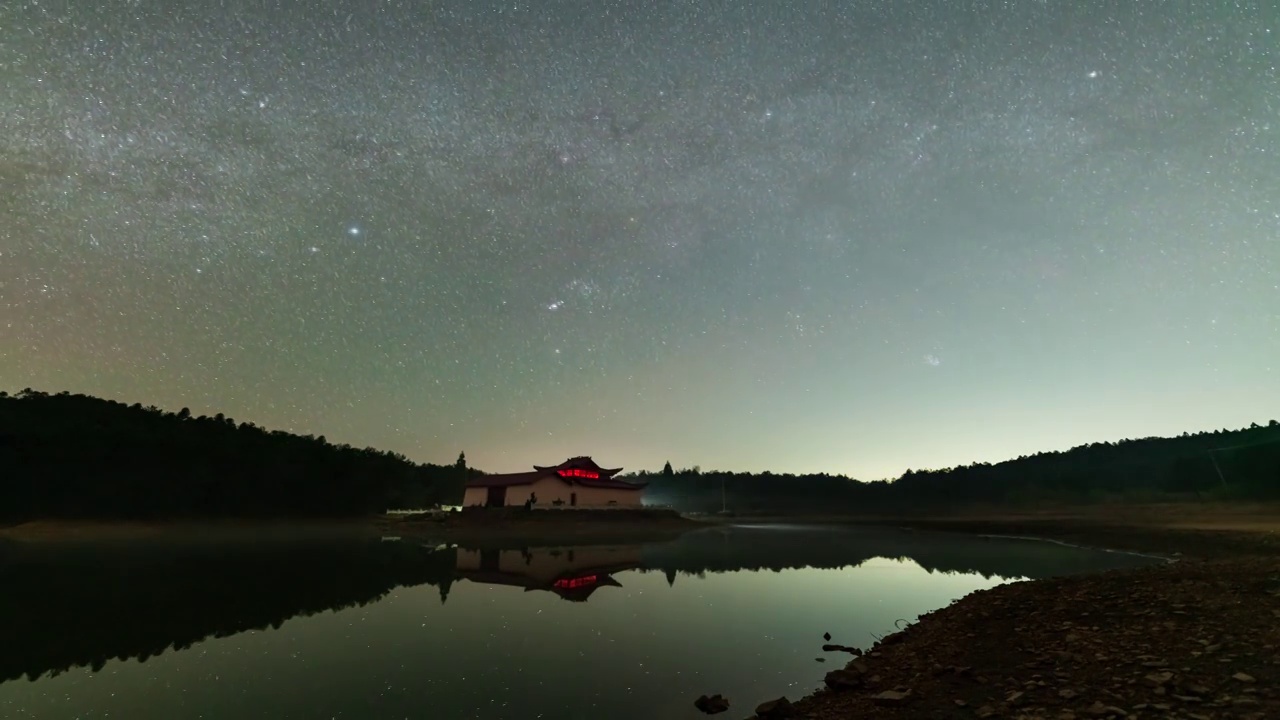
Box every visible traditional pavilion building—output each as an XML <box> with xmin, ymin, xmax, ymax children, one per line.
<box><xmin>461</xmin><ymin>456</ymin><xmax>647</xmax><ymax>508</ymax></box>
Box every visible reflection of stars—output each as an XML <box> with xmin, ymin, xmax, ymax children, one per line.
<box><xmin>347</xmin><ymin>225</ymin><xmax>362</xmax><ymax>237</ymax></box>
<box><xmin>923</xmin><ymin>354</ymin><xmax>941</xmax><ymax>367</ymax></box>
<box><xmin>547</xmin><ymin>300</ymin><xmax>564</xmax><ymax>311</ymax></box>
<box><xmin>566</xmin><ymin>278</ymin><xmax>597</xmax><ymax>298</ymax></box>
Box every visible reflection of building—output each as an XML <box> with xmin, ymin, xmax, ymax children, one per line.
<box><xmin>454</xmin><ymin>545</ymin><xmax>643</xmax><ymax>602</ymax></box>
<box><xmin>461</xmin><ymin>456</ymin><xmax>647</xmax><ymax>508</ymax></box>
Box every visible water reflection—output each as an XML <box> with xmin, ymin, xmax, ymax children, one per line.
<box><xmin>643</xmin><ymin>524</ymin><xmax>1149</xmax><ymax>581</ymax></box>
<box><xmin>0</xmin><ymin>535</ymin><xmax>455</xmax><ymax>684</ymax></box>
<box><xmin>0</xmin><ymin>525</ymin><xmax>1159</xmax><ymax>720</ymax></box>
<box><xmin>455</xmin><ymin>545</ymin><xmax>643</xmax><ymax>602</ymax></box>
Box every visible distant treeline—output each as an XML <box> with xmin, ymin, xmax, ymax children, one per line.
<box><xmin>1</xmin><ymin>387</ymin><xmax>1277</xmax><ymax>520</ymax></box>
<box><xmin>0</xmin><ymin>389</ymin><xmax>474</xmax><ymax>520</ymax></box>
<box><xmin>635</xmin><ymin>422</ymin><xmax>1280</xmax><ymax>513</ymax></box>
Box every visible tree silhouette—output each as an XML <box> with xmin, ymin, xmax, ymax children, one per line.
<box><xmin>638</xmin><ymin>422</ymin><xmax>1280</xmax><ymax>512</ymax></box>
<box><xmin>0</xmin><ymin>389</ymin><xmax>467</xmax><ymax>521</ymax></box>
<box><xmin>4</xmin><ymin>387</ymin><xmax>1277</xmax><ymax>521</ymax></box>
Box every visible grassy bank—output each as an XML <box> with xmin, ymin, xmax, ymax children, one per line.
<box><xmin>0</xmin><ymin>518</ymin><xmax>378</xmax><ymax>544</ymax></box>
<box><xmin>1</xmin><ymin>508</ymin><xmax>708</xmax><ymax>547</ymax></box>
<box><xmin>700</xmin><ymin>502</ymin><xmax>1280</xmax><ymax>558</ymax></box>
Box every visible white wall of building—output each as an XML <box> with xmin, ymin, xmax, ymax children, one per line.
<box><xmin>456</xmin><ymin>545</ymin><xmax>644</xmax><ymax>582</ymax></box>
<box><xmin>462</xmin><ymin>486</ymin><xmax>490</xmax><ymax>507</ymax></box>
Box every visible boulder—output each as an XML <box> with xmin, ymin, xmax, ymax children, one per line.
<box><xmin>694</xmin><ymin>694</ymin><xmax>729</xmax><ymax>715</ymax></box>
<box><xmin>754</xmin><ymin>696</ymin><xmax>796</xmax><ymax>718</ymax></box>
<box><xmin>823</xmin><ymin>669</ymin><xmax>863</xmax><ymax>690</ymax></box>
<box><xmin>821</xmin><ymin>643</ymin><xmax>861</xmax><ymax>654</ymax></box>
<box><xmin>870</xmin><ymin>689</ymin><xmax>911</xmax><ymax>705</ymax></box>
<box><xmin>1084</xmin><ymin>701</ymin><xmax>1128</xmax><ymax>717</ymax></box>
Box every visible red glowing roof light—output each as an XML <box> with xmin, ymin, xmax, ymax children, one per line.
<box><xmin>553</xmin><ymin>575</ymin><xmax>599</xmax><ymax>590</ymax></box>
<box><xmin>557</xmin><ymin>468</ymin><xmax>599</xmax><ymax>480</ymax></box>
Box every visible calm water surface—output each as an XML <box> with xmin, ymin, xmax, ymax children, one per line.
<box><xmin>0</xmin><ymin>524</ymin><xmax>1159</xmax><ymax>719</ymax></box>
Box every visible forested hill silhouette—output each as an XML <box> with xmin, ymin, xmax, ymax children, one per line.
<box><xmin>637</xmin><ymin>421</ymin><xmax>1280</xmax><ymax>513</ymax></box>
<box><xmin>0</xmin><ymin>389</ymin><xmax>473</xmax><ymax>520</ymax></box>
<box><xmin>2</xmin><ymin>387</ymin><xmax>1276</xmax><ymax>519</ymax></box>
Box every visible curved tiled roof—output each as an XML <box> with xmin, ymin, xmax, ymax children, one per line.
<box><xmin>533</xmin><ymin>456</ymin><xmax>624</xmax><ymax>476</ymax></box>
<box><xmin>465</xmin><ymin>457</ymin><xmax>646</xmax><ymax>489</ymax></box>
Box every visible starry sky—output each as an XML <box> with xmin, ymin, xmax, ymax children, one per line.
<box><xmin>1</xmin><ymin>1</ymin><xmax>1277</xmax><ymax>480</ymax></box>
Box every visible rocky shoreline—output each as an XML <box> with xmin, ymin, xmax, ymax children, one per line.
<box><xmin>739</xmin><ymin>522</ymin><xmax>1280</xmax><ymax>720</ymax></box>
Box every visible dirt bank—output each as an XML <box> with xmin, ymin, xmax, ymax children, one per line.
<box><xmin>715</xmin><ymin>503</ymin><xmax>1280</xmax><ymax>560</ymax></box>
<box><xmin>740</xmin><ymin>511</ymin><xmax>1280</xmax><ymax>720</ymax></box>
<box><xmin>873</xmin><ymin>517</ymin><xmax>1280</xmax><ymax>561</ymax></box>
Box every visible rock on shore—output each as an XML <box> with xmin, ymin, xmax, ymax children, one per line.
<box><xmin>752</xmin><ymin>556</ymin><xmax>1280</xmax><ymax>719</ymax></box>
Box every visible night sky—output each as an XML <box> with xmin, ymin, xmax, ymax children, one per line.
<box><xmin>2</xmin><ymin>1</ymin><xmax>1276</xmax><ymax>479</ymax></box>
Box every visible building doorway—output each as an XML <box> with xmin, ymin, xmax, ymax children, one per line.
<box><xmin>570</xmin><ymin>492</ymin><xmax>577</xmax><ymax>507</ymax></box>
<box><xmin>486</xmin><ymin>486</ymin><xmax>507</xmax><ymax>507</ymax></box>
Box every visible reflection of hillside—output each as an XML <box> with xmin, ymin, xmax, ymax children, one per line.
<box><xmin>0</xmin><ymin>526</ymin><xmax>1153</xmax><ymax>686</ymax></box>
<box><xmin>455</xmin><ymin>545</ymin><xmax>642</xmax><ymax>602</ymax></box>
<box><xmin>0</xmin><ymin>539</ymin><xmax>456</xmax><ymax>684</ymax></box>
<box><xmin>638</xmin><ymin>526</ymin><xmax>1150</xmax><ymax>581</ymax></box>
<box><xmin>450</xmin><ymin>527</ymin><xmax>1149</xmax><ymax>595</ymax></box>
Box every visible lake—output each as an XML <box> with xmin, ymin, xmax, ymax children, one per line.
<box><xmin>0</xmin><ymin>524</ymin><xmax>1160</xmax><ymax>719</ymax></box>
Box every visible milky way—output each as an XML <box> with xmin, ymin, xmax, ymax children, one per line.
<box><xmin>2</xmin><ymin>1</ymin><xmax>1277</xmax><ymax>478</ymax></box>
